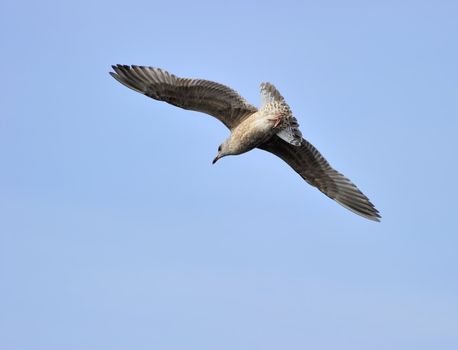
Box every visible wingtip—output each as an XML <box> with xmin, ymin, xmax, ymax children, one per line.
<box><xmin>109</xmin><ymin>64</ymin><xmax>123</xmax><ymax>76</ymax></box>
<box><xmin>368</xmin><ymin>214</ymin><xmax>382</xmax><ymax>223</ymax></box>
<box><xmin>353</xmin><ymin>209</ymin><xmax>382</xmax><ymax>223</ymax></box>
<box><xmin>334</xmin><ymin>199</ymin><xmax>382</xmax><ymax>222</ymax></box>
<box><xmin>367</xmin><ymin>206</ymin><xmax>382</xmax><ymax>222</ymax></box>
<box><xmin>111</xmin><ymin>64</ymin><xmax>123</xmax><ymax>71</ymax></box>
<box><xmin>356</xmin><ymin>210</ymin><xmax>382</xmax><ymax>223</ymax></box>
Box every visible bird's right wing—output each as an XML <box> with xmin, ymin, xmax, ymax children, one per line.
<box><xmin>110</xmin><ymin>65</ymin><xmax>258</xmax><ymax>129</ymax></box>
<box><xmin>258</xmin><ymin>136</ymin><xmax>381</xmax><ymax>221</ymax></box>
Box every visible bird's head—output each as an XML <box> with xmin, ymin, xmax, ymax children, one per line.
<box><xmin>212</xmin><ymin>140</ymin><xmax>232</xmax><ymax>164</ymax></box>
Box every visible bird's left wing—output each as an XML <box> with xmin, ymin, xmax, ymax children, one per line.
<box><xmin>110</xmin><ymin>65</ymin><xmax>257</xmax><ymax>129</ymax></box>
<box><xmin>258</xmin><ymin>136</ymin><xmax>381</xmax><ymax>221</ymax></box>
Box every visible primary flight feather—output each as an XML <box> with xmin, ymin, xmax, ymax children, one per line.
<box><xmin>110</xmin><ymin>64</ymin><xmax>381</xmax><ymax>221</ymax></box>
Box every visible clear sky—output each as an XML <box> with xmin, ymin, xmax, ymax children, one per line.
<box><xmin>1</xmin><ymin>1</ymin><xmax>457</xmax><ymax>349</ymax></box>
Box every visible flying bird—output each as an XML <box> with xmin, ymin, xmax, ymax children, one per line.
<box><xmin>110</xmin><ymin>65</ymin><xmax>381</xmax><ymax>221</ymax></box>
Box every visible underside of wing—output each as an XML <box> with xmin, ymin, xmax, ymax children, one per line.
<box><xmin>258</xmin><ymin>136</ymin><xmax>381</xmax><ymax>221</ymax></box>
<box><xmin>110</xmin><ymin>65</ymin><xmax>258</xmax><ymax>129</ymax></box>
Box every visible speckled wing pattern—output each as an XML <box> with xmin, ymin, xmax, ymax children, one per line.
<box><xmin>260</xmin><ymin>82</ymin><xmax>302</xmax><ymax>146</ymax></box>
<box><xmin>110</xmin><ymin>65</ymin><xmax>258</xmax><ymax>129</ymax></box>
<box><xmin>258</xmin><ymin>136</ymin><xmax>381</xmax><ymax>221</ymax></box>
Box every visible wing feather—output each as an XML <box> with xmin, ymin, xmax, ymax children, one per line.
<box><xmin>258</xmin><ymin>136</ymin><xmax>381</xmax><ymax>221</ymax></box>
<box><xmin>110</xmin><ymin>65</ymin><xmax>257</xmax><ymax>129</ymax></box>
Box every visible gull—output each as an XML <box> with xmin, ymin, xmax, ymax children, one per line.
<box><xmin>110</xmin><ymin>65</ymin><xmax>381</xmax><ymax>221</ymax></box>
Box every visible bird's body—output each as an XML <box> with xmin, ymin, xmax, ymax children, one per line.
<box><xmin>226</xmin><ymin>112</ymin><xmax>273</xmax><ymax>155</ymax></box>
<box><xmin>227</xmin><ymin>110</ymin><xmax>281</xmax><ymax>155</ymax></box>
<box><xmin>110</xmin><ymin>65</ymin><xmax>381</xmax><ymax>221</ymax></box>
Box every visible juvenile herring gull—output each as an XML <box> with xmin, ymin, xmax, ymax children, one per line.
<box><xmin>110</xmin><ymin>65</ymin><xmax>381</xmax><ymax>221</ymax></box>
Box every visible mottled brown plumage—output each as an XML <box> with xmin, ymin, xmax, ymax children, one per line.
<box><xmin>110</xmin><ymin>65</ymin><xmax>381</xmax><ymax>221</ymax></box>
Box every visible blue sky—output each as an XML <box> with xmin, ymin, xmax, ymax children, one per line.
<box><xmin>1</xmin><ymin>1</ymin><xmax>457</xmax><ymax>349</ymax></box>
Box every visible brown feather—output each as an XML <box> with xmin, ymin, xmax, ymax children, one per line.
<box><xmin>258</xmin><ymin>136</ymin><xmax>381</xmax><ymax>221</ymax></box>
<box><xmin>110</xmin><ymin>65</ymin><xmax>257</xmax><ymax>129</ymax></box>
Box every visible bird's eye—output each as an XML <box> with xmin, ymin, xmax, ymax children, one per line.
<box><xmin>218</xmin><ymin>145</ymin><xmax>222</xmax><ymax>152</ymax></box>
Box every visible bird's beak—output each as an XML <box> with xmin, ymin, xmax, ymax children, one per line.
<box><xmin>212</xmin><ymin>154</ymin><xmax>221</xmax><ymax>164</ymax></box>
